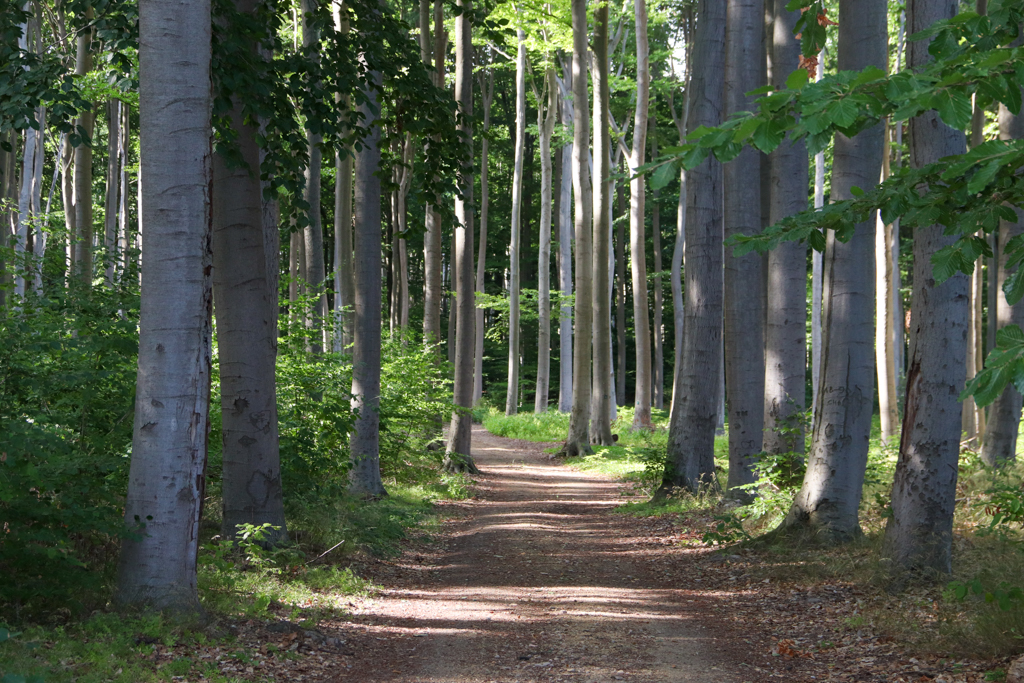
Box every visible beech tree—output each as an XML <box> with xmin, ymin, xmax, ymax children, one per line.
<box><xmin>534</xmin><ymin>68</ymin><xmax>557</xmax><ymax>413</ymax></box>
<box><xmin>115</xmin><ymin>0</ymin><xmax>214</xmax><ymax>612</ymax></box>
<box><xmin>505</xmin><ymin>28</ymin><xmax>526</xmax><ymax>416</ymax></box>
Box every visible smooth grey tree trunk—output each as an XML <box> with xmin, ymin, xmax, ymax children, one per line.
<box><xmin>615</xmin><ymin>161</ymin><xmax>626</xmax><ymax>409</ymax></box>
<box><xmin>474</xmin><ymin>69</ymin><xmax>494</xmax><ymax>404</ymax></box>
<box><xmin>762</xmin><ymin>0</ymin><xmax>807</xmax><ymax>456</ymax></box>
<box><xmin>333</xmin><ymin>8</ymin><xmax>355</xmax><ymax>352</ymax></box>
<box><xmin>980</xmin><ymin>101</ymin><xmax>1023</xmax><ymax>465</ymax></box>
<box><xmin>61</xmin><ymin>132</ymin><xmax>76</xmax><ymax>284</ymax></box>
<box><xmin>301</xmin><ymin>0</ymin><xmax>325</xmax><ymax>352</ymax></box>
<box><xmin>876</xmin><ymin>131</ymin><xmax>900</xmax><ymax>447</ymax></box>
<box><xmin>658</xmin><ymin>0</ymin><xmax>725</xmax><ymax>495</ymax></box>
<box><xmin>73</xmin><ymin>17</ymin><xmax>95</xmax><ymax>287</ymax></box>
<box><xmin>505</xmin><ymin>29</ymin><xmax>526</xmax><ymax>416</ymax></box>
<box><xmin>423</xmin><ymin>2</ymin><xmax>445</xmax><ymax>347</ymax></box>
<box><xmin>557</xmin><ymin>72</ymin><xmax>574</xmax><ymax>413</ymax></box>
<box><xmin>563</xmin><ymin>0</ymin><xmax>594</xmax><ymax>456</ymax></box>
<box><xmin>882</xmin><ymin>0</ymin><xmax>969</xmax><ymax>576</ymax></box>
<box><xmin>212</xmin><ymin>36</ymin><xmax>287</xmax><ymax>544</ymax></box>
<box><xmin>535</xmin><ymin>70</ymin><xmax>556</xmax><ymax>413</ymax></box>
<box><xmin>723</xmin><ymin>0</ymin><xmax>765</xmax><ymax>496</ymax></box>
<box><xmin>348</xmin><ymin>38</ymin><xmax>388</xmax><ymax>498</ymax></box>
<box><xmin>591</xmin><ymin>4</ymin><xmax>614</xmax><ymax>445</ymax></box>
<box><xmin>444</xmin><ymin>0</ymin><xmax>479</xmax><ymax>473</ymax></box>
<box><xmin>105</xmin><ymin>99</ymin><xmax>121</xmax><ymax>285</ymax></box>
<box><xmin>781</xmin><ymin>0</ymin><xmax>886</xmax><ymax>542</ymax></box>
<box><xmin>629</xmin><ymin>0</ymin><xmax>653</xmax><ymax>431</ymax></box>
<box><xmin>650</xmin><ymin>115</ymin><xmax>664</xmax><ymax>410</ymax></box>
<box><xmin>115</xmin><ymin>0</ymin><xmax>213</xmax><ymax>612</ymax></box>
<box><xmin>811</xmin><ymin>58</ymin><xmax>824</xmax><ymax>419</ymax></box>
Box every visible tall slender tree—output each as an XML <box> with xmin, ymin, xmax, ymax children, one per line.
<box><xmin>658</xmin><ymin>0</ymin><xmax>725</xmax><ymax>495</ymax></box>
<box><xmin>762</xmin><ymin>0</ymin><xmax>807</xmax><ymax>456</ymax></box>
<box><xmin>444</xmin><ymin>0</ymin><xmax>479</xmax><ymax>472</ymax></box>
<box><xmin>301</xmin><ymin>0</ymin><xmax>326</xmax><ymax>352</ymax></box>
<box><xmin>628</xmin><ymin>0</ymin><xmax>653</xmax><ymax>431</ymax></box>
<box><xmin>781</xmin><ymin>0</ymin><xmax>886</xmax><ymax>542</ymax></box>
<box><xmin>422</xmin><ymin>0</ymin><xmax>445</xmax><ymax>346</ymax></box>
<box><xmin>562</xmin><ymin>0</ymin><xmax>593</xmax><ymax>456</ymax></box>
<box><xmin>591</xmin><ymin>1</ymin><xmax>614</xmax><ymax>445</ymax></box>
<box><xmin>535</xmin><ymin>68</ymin><xmax>557</xmax><ymax>413</ymax></box>
<box><xmin>650</xmin><ymin>114</ymin><xmax>664</xmax><ymax>410</ymax></box>
<box><xmin>115</xmin><ymin>0</ymin><xmax>213</xmax><ymax>611</ymax></box>
<box><xmin>73</xmin><ymin>12</ymin><xmax>94</xmax><ymax>286</ymax></box>
<box><xmin>475</xmin><ymin>67</ymin><xmax>495</xmax><ymax>404</ymax></box>
<box><xmin>557</xmin><ymin>59</ymin><xmax>574</xmax><ymax>413</ymax></box>
<box><xmin>506</xmin><ymin>28</ymin><xmax>526</xmax><ymax>416</ymax></box>
<box><xmin>333</xmin><ymin>8</ymin><xmax>355</xmax><ymax>352</ymax></box>
<box><xmin>882</xmin><ymin>0</ymin><xmax>969</xmax><ymax>575</ymax></box>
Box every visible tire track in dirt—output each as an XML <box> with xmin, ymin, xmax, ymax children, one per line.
<box><xmin>339</xmin><ymin>426</ymin><xmax>747</xmax><ymax>682</ymax></box>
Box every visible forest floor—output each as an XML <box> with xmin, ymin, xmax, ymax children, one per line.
<box><xmin>229</xmin><ymin>426</ymin><xmax>1011</xmax><ymax>683</ymax></box>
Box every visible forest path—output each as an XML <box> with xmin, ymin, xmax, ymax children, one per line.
<box><xmin>339</xmin><ymin>426</ymin><xmax>745</xmax><ymax>683</ymax></box>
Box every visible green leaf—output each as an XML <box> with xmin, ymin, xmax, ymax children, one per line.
<box><xmin>786</xmin><ymin>68</ymin><xmax>809</xmax><ymax>90</ymax></box>
<box><xmin>650</xmin><ymin>161</ymin><xmax>678</xmax><ymax>192</ymax></box>
<box><xmin>933</xmin><ymin>89</ymin><xmax>973</xmax><ymax>130</ymax></box>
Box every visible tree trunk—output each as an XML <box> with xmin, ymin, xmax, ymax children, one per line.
<box><xmin>535</xmin><ymin>70</ymin><xmax>556</xmax><ymax>413</ymax></box>
<box><xmin>650</xmin><ymin>115</ymin><xmax>664</xmax><ymax>410</ymax></box>
<box><xmin>811</xmin><ymin>58</ymin><xmax>824</xmax><ymax>421</ymax></box>
<box><xmin>213</xmin><ymin>31</ymin><xmax>287</xmax><ymax>543</ymax></box>
<box><xmin>615</xmin><ymin>158</ymin><xmax>627</xmax><ymax>408</ymax></box>
<box><xmin>475</xmin><ymin>69</ymin><xmax>494</xmax><ymax>404</ymax></box>
<box><xmin>73</xmin><ymin>16</ymin><xmax>95</xmax><ymax>287</ymax></box>
<box><xmin>657</xmin><ymin>0</ymin><xmax>725</xmax><ymax>495</ymax></box>
<box><xmin>563</xmin><ymin>0</ymin><xmax>594</xmax><ymax>456</ymax></box>
<box><xmin>882</xmin><ymin>0</ymin><xmax>969</xmax><ymax>576</ymax></box>
<box><xmin>422</xmin><ymin>2</ymin><xmax>445</xmax><ymax>347</ymax></box>
<box><xmin>115</xmin><ymin>0</ymin><xmax>213</xmax><ymax>612</ymax></box>
<box><xmin>591</xmin><ymin>4</ymin><xmax>614</xmax><ymax>445</ymax></box>
<box><xmin>61</xmin><ymin>132</ymin><xmax>76</xmax><ymax>284</ymax></box>
<box><xmin>505</xmin><ymin>29</ymin><xmax>527</xmax><ymax>416</ymax></box>
<box><xmin>444</xmin><ymin>0</ymin><xmax>479</xmax><ymax>473</ymax></box>
<box><xmin>16</xmin><ymin>121</ymin><xmax>39</xmax><ymax>298</ymax></box>
<box><xmin>876</xmin><ymin>128</ymin><xmax>900</xmax><ymax>447</ymax></box>
<box><xmin>629</xmin><ymin>0</ymin><xmax>653</xmax><ymax>431</ymax></box>
<box><xmin>348</xmin><ymin>31</ymin><xmax>388</xmax><ymax>498</ymax></box>
<box><xmin>782</xmin><ymin>0</ymin><xmax>886</xmax><ymax>542</ymax></box>
<box><xmin>301</xmin><ymin>0</ymin><xmax>325</xmax><ymax>352</ymax></box>
<box><xmin>333</xmin><ymin>9</ymin><xmax>355</xmax><ymax>352</ymax></box>
<box><xmin>763</xmin><ymin>0</ymin><xmax>807</xmax><ymax>456</ymax></box>
<box><xmin>557</xmin><ymin>64</ymin><xmax>574</xmax><ymax>413</ymax></box>
<box><xmin>105</xmin><ymin>99</ymin><xmax>122</xmax><ymax>285</ymax></box>
<box><xmin>723</xmin><ymin>0</ymin><xmax>765</xmax><ymax>496</ymax></box>
<box><xmin>980</xmin><ymin>99</ymin><xmax>1024</xmax><ymax>467</ymax></box>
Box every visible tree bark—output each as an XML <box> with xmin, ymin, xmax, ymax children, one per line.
<box><xmin>301</xmin><ymin>0</ymin><xmax>325</xmax><ymax>352</ymax></box>
<box><xmin>811</xmin><ymin>58</ymin><xmax>825</xmax><ymax>421</ymax></box>
<box><xmin>650</xmin><ymin>115</ymin><xmax>664</xmax><ymax>410</ymax></box>
<box><xmin>876</xmin><ymin>128</ymin><xmax>900</xmax><ymax>447</ymax></box>
<box><xmin>505</xmin><ymin>29</ymin><xmax>526</xmax><ymax>416</ymax></box>
<box><xmin>333</xmin><ymin>10</ymin><xmax>355</xmax><ymax>352</ymax></box>
<box><xmin>212</xmin><ymin>27</ymin><xmax>287</xmax><ymax>543</ymax></box>
<box><xmin>61</xmin><ymin>131</ymin><xmax>76</xmax><ymax>284</ymax></box>
<box><xmin>73</xmin><ymin>15</ymin><xmax>95</xmax><ymax>287</ymax></box>
<box><xmin>563</xmin><ymin>0</ymin><xmax>594</xmax><ymax>456</ymax></box>
<box><xmin>115</xmin><ymin>0</ymin><xmax>213</xmax><ymax>612</ymax></box>
<box><xmin>762</xmin><ymin>0</ymin><xmax>807</xmax><ymax>456</ymax></box>
<box><xmin>444</xmin><ymin>0</ymin><xmax>478</xmax><ymax>472</ymax></box>
<box><xmin>105</xmin><ymin>99</ymin><xmax>121</xmax><ymax>285</ymax></box>
<box><xmin>882</xmin><ymin>0</ymin><xmax>969</xmax><ymax>576</ymax></box>
<box><xmin>422</xmin><ymin>2</ymin><xmax>445</xmax><ymax>347</ymax></box>
<box><xmin>475</xmin><ymin>68</ymin><xmax>494</xmax><ymax>404</ymax></box>
<box><xmin>658</xmin><ymin>0</ymin><xmax>725</xmax><ymax>495</ymax></box>
<box><xmin>723</xmin><ymin>0</ymin><xmax>765</xmax><ymax>496</ymax></box>
<box><xmin>615</xmin><ymin>158</ymin><xmax>627</xmax><ymax>409</ymax></box>
<box><xmin>557</xmin><ymin>62</ymin><xmax>574</xmax><ymax>413</ymax></box>
<box><xmin>591</xmin><ymin>4</ymin><xmax>614</xmax><ymax>445</ymax></box>
<box><xmin>782</xmin><ymin>0</ymin><xmax>886</xmax><ymax>542</ymax></box>
<box><xmin>535</xmin><ymin>69</ymin><xmax>556</xmax><ymax>413</ymax></box>
<box><xmin>629</xmin><ymin>0</ymin><xmax>653</xmax><ymax>431</ymax></box>
<box><xmin>348</xmin><ymin>31</ymin><xmax>388</xmax><ymax>498</ymax></box>
<box><xmin>980</xmin><ymin>99</ymin><xmax>1024</xmax><ymax>467</ymax></box>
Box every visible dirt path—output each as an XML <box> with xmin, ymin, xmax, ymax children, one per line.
<box><xmin>338</xmin><ymin>426</ymin><xmax>747</xmax><ymax>682</ymax></box>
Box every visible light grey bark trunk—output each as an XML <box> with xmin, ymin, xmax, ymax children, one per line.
<box><xmin>105</xmin><ymin>99</ymin><xmax>121</xmax><ymax>285</ymax></box>
<box><xmin>629</xmin><ymin>0</ymin><xmax>653</xmax><ymax>431</ymax></box>
<box><xmin>658</xmin><ymin>0</ymin><xmax>725</xmax><ymax>495</ymax></box>
<box><xmin>443</xmin><ymin>0</ymin><xmax>479</xmax><ymax>473</ymax></box>
<box><xmin>563</xmin><ymin>0</ymin><xmax>594</xmax><ymax>456</ymax></box>
<box><xmin>422</xmin><ymin>2</ymin><xmax>445</xmax><ymax>346</ymax></box>
<box><xmin>475</xmin><ymin>69</ymin><xmax>494</xmax><ymax>404</ymax></box>
<box><xmin>557</xmin><ymin>70</ymin><xmax>574</xmax><ymax>413</ymax></box>
<box><xmin>980</xmin><ymin>100</ymin><xmax>1024</xmax><ymax>467</ymax></box>
<box><xmin>615</xmin><ymin>158</ymin><xmax>626</xmax><ymax>408</ymax></box>
<box><xmin>591</xmin><ymin>4</ymin><xmax>614</xmax><ymax>445</ymax></box>
<box><xmin>213</xmin><ymin>40</ymin><xmax>287</xmax><ymax>544</ymax></box>
<box><xmin>301</xmin><ymin>0</ymin><xmax>325</xmax><ymax>352</ymax></box>
<box><xmin>650</xmin><ymin>115</ymin><xmax>664</xmax><ymax>410</ymax></box>
<box><xmin>348</xmin><ymin>33</ymin><xmax>388</xmax><ymax>498</ymax></box>
<box><xmin>115</xmin><ymin>0</ymin><xmax>213</xmax><ymax>612</ymax></box>
<box><xmin>876</xmin><ymin>130</ymin><xmax>900</xmax><ymax>447</ymax></box>
<box><xmin>762</xmin><ymin>0</ymin><xmax>807</xmax><ymax>456</ymax></box>
<box><xmin>0</xmin><ymin>131</ymin><xmax>14</xmax><ymax>307</ymax></box>
<box><xmin>782</xmin><ymin>0</ymin><xmax>886</xmax><ymax>542</ymax></box>
<box><xmin>723</xmin><ymin>0</ymin><xmax>765</xmax><ymax>495</ymax></box>
<box><xmin>333</xmin><ymin>10</ymin><xmax>355</xmax><ymax>352</ymax></box>
<box><xmin>16</xmin><ymin>125</ymin><xmax>38</xmax><ymax>298</ymax></box>
<box><xmin>118</xmin><ymin>104</ymin><xmax>130</xmax><ymax>283</ymax></box>
<box><xmin>73</xmin><ymin>17</ymin><xmax>95</xmax><ymax>287</ymax></box>
<box><xmin>535</xmin><ymin>70</ymin><xmax>556</xmax><ymax>413</ymax></box>
<box><xmin>882</xmin><ymin>0</ymin><xmax>969</xmax><ymax>576</ymax></box>
<box><xmin>61</xmin><ymin>132</ymin><xmax>76</xmax><ymax>283</ymax></box>
<box><xmin>505</xmin><ymin>29</ymin><xmax>526</xmax><ymax>416</ymax></box>
<box><xmin>811</xmin><ymin>58</ymin><xmax>824</xmax><ymax>420</ymax></box>
<box><xmin>669</xmin><ymin>78</ymin><xmax>690</xmax><ymax>414</ymax></box>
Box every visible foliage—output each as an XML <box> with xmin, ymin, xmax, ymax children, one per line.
<box><xmin>0</xmin><ymin>283</ymin><xmax>139</xmax><ymax>616</ymax></box>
